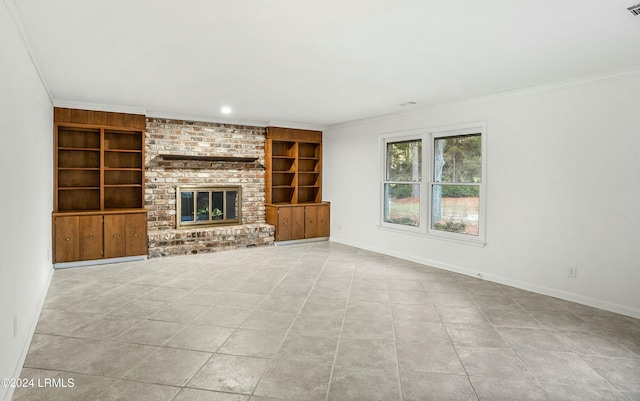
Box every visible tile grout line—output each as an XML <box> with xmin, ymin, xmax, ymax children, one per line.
<box><xmin>246</xmin><ymin>243</ymin><xmax>333</xmax><ymax>399</ymax></box>
<box><xmin>386</xmin><ymin>263</ymin><xmax>405</xmax><ymax>401</ymax></box>
<box><xmin>21</xmin><ymin>245</ymin><xmax>640</xmax><ymax>401</ymax></box>
<box><xmin>323</xmin><ymin>250</ymin><xmax>357</xmax><ymax>401</ymax></box>
<box><xmin>471</xmin><ymin>285</ymin><xmax>558</xmax><ymax>401</ymax></box>
<box><xmin>183</xmin><ymin>248</ymin><xmax>302</xmax><ymax>397</ymax></box>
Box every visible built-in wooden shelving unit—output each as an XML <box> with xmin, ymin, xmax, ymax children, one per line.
<box><xmin>52</xmin><ymin>107</ymin><xmax>147</xmax><ymax>265</ymax></box>
<box><xmin>265</xmin><ymin>127</ymin><xmax>329</xmax><ymax>242</ymax></box>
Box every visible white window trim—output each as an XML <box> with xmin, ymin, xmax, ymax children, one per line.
<box><xmin>379</xmin><ymin>122</ymin><xmax>487</xmax><ymax>245</ymax></box>
<box><xmin>379</xmin><ymin>130</ymin><xmax>426</xmax><ymax>233</ymax></box>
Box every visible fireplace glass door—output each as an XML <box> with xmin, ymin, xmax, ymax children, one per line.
<box><xmin>177</xmin><ymin>186</ymin><xmax>241</xmax><ymax>228</ymax></box>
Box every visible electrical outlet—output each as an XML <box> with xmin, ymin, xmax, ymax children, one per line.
<box><xmin>13</xmin><ymin>315</ymin><xmax>17</xmax><ymax>338</ymax></box>
<box><xmin>568</xmin><ymin>266</ymin><xmax>578</xmax><ymax>278</ymax></box>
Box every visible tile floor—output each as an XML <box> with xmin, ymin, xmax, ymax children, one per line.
<box><xmin>12</xmin><ymin>242</ymin><xmax>640</xmax><ymax>401</ymax></box>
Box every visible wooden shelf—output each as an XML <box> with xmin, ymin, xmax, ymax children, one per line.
<box><xmin>105</xmin><ymin>149</ymin><xmax>142</xmax><ymax>153</ymax></box>
<box><xmin>58</xmin><ymin>147</ymin><xmax>100</xmax><ymax>151</ymax></box>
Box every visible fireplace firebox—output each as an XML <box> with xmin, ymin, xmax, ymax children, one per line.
<box><xmin>176</xmin><ymin>186</ymin><xmax>242</xmax><ymax>228</ymax></box>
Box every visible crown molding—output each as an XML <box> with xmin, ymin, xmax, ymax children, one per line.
<box><xmin>145</xmin><ymin>110</ymin><xmax>269</xmax><ymax>128</ymax></box>
<box><xmin>326</xmin><ymin>66</ymin><xmax>640</xmax><ymax>130</ymax></box>
<box><xmin>267</xmin><ymin>121</ymin><xmax>326</xmax><ymax>131</ymax></box>
<box><xmin>53</xmin><ymin>99</ymin><xmax>148</xmax><ymax>116</ymax></box>
<box><xmin>4</xmin><ymin>0</ymin><xmax>53</xmax><ymax>104</ymax></box>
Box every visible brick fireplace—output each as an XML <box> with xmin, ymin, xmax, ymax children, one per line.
<box><xmin>145</xmin><ymin>118</ymin><xmax>275</xmax><ymax>257</ymax></box>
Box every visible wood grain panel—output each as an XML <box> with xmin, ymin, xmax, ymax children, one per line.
<box><xmin>62</xmin><ymin>108</ymin><xmax>72</xmax><ymax>123</ymax></box>
<box><xmin>79</xmin><ymin>215</ymin><xmax>103</xmax><ymax>260</ymax></box>
<box><xmin>107</xmin><ymin>112</ymin><xmax>124</xmax><ymax>128</ymax></box>
<box><xmin>94</xmin><ymin>111</ymin><xmax>108</xmax><ymax>125</ymax></box>
<box><xmin>292</xmin><ymin>206</ymin><xmax>305</xmax><ymax>240</ymax></box>
<box><xmin>103</xmin><ymin>214</ymin><xmax>126</xmax><ymax>258</ymax></box>
<box><xmin>70</xmin><ymin>109</ymin><xmax>89</xmax><ymax>124</ymax></box>
<box><xmin>317</xmin><ymin>203</ymin><xmax>330</xmax><ymax>237</ymax></box>
<box><xmin>276</xmin><ymin>207</ymin><xmax>292</xmax><ymax>241</ymax></box>
<box><xmin>266</xmin><ymin>127</ymin><xmax>322</xmax><ymax>143</ymax></box>
<box><xmin>304</xmin><ymin>205</ymin><xmax>318</xmax><ymax>238</ymax></box>
<box><xmin>54</xmin><ymin>107</ymin><xmax>65</xmax><ymax>123</ymax></box>
<box><xmin>125</xmin><ymin>213</ymin><xmax>147</xmax><ymax>256</ymax></box>
<box><xmin>54</xmin><ymin>108</ymin><xmax>145</xmax><ymax>128</ymax></box>
<box><xmin>54</xmin><ymin>216</ymin><xmax>79</xmax><ymax>263</ymax></box>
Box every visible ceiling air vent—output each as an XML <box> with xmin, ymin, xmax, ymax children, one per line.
<box><xmin>626</xmin><ymin>2</ymin><xmax>640</xmax><ymax>16</ymax></box>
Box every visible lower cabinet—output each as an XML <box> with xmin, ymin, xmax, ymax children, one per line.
<box><xmin>266</xmin><ymin>202</ymin><xmax>330</xmax><ymax>242</ymax></box>
<box><xmin>54</xmin><ymin>216</ymin><xmax>80</xmax><ymax>263</ymax></box>
<box><xmin>104</xmin><ymin>213</ymin><xmax>147</xmax><ymax>258</ymax></box>
<box><xmin>80</xmin><ymin>215</ymin><xmax>104</xmax><ymax>261</ymax></box>
<box><xmin>53</xmin><ymin>210</ymin><xmax>147</xmax><ymax>264</ymax></box>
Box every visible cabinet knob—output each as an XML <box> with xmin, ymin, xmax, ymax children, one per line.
<box><xmin>133</xmin><ymin>233</ymin><xmax>138</xmax><ymax>237</ymax></box>
<box><xmin>284</xmin><ymin>222</ymin><xmax>287</xmax><ymax>226</ymax></box>
<box><xmin>113</xmin><ymin>234</ymin><xmax>118</xmax><ymax>238</ymax></box>
<box><xmin>89</xmin><ymin>236</ymin><xmax>93</xmax><ymax>239</ymax></box>
<box><xmin>297</xmin><ymin>221</ymin><xmax>300</xmax><ymax>225</ymax></box>
<box><xmin>65</xmin><ymin>237</ymin><xmax>70</xmax><ymax>241</ymax></box>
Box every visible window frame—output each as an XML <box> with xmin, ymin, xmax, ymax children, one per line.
<box><xmin>380</xmin><ymin>131</ymin><xmax>426</xmax><ymax>233</ymax></box>
<box><xmin>379</xmin><ymin>123</ymin><xmax>486</xmax><ymax>245</ymax></box>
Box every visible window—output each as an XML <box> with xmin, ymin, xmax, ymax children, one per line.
<box><xmin>383</xmin><ymin>137</ymin><xmax>422</xmax><ymax>227</ymax></box>
<box><xmin>380</xmin><ymin>123</ymin><xmax>486</xmax><ymax>243</ymax></box>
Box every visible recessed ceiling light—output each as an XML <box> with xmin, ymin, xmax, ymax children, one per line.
<box><xmin>221</xmin><ymin>106</ymin><xmax>232</xmax><ymax>114</ymax></box>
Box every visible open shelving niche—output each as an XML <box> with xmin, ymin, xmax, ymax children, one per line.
<box><xmin>268</xmin><ymin>139</ymin><xmax>322</xmax><ymax>204</ymax></box>
<box><xmin>55</xmin><ymin>126</ymin><xmax>144</xmax><ymax>211</ymax></box>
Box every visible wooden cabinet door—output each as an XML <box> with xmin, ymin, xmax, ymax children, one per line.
<box><xmin>104</xmin><ymin>214</ymin><xmax>126</xmax><ymax>258</ymax></box>
<box><xmin>276</xmin><ymin>207</ymin><xmax>292</xmax><ymax>241</ymax></box>
<box><xmin>54</xmin><ymin>216</ymin><xmax>79</xmax><ymax>263</ymax></box>
<box><xmin>291</xmin><ymin>207</ymin><xmax>305</xmax><ymax>240</ymax></box>
<box><xmin>304</xmin><ymin>205</ymin><xmax>318</xmax><ymax>238</ymax></box>
<box><xmin>317</xmin><ymin>204</ymin><xmax>330</xmax><ymax>237</ymax></box>
<box><xmin>79</xmin><ymin>215</ymin><xmax>103</xmax><ymax>261</ymax></box>
<box><xmin>125</xmin><ymin>213</ymin><xmax>147</xmax><ymax>256</ymax></box>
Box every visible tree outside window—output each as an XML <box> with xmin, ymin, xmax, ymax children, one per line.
<box><xmin>431</xmin><ymin>134</ymin><xmax>481</xmax><ymax>236</ymax></box>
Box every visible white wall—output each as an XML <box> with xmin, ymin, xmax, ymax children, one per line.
<box><xmin>0</xmin><ymin>3</ymin><xmax>54</xmax><ymax>400</ymax></box>
<box><xmin>324</xmin><ymin>73</ymin><xmax>640</xmax><ymax>318</ymax></box>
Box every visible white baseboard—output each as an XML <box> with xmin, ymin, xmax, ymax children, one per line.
<box><xmin>329</xmin><ymin>238</ymin><xmax>640</xmax><ymax>320</ymax></box>
<box><xmin>54</xmin><ymin>255</ymin><xmax>147</xmax><ymax>269</ymax></box>
<box><xmin>2</xmin><ymin>266</ymin><xmax>54</xmax><ymax>401</ymax></box>
<box><xmin>274</xmin><ymin>237</ymin><xmax>330</xmax><ymax>246</ymax></box>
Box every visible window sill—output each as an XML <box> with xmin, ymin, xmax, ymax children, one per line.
<box><xmin>376</xmin><ymin>224</ymin><xmax>486</xmax><ymax>247</ymax></box>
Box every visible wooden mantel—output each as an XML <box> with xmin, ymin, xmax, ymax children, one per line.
<box><xmin>158</xmin><ymin>153</ymin><xmax>259</xmax><ymax>163</ymax></box>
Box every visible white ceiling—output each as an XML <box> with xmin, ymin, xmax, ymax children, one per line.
<box><xmin>9</xmin><ymin>0</ymin><xmax>640</xmax><ymax>128</ymax></box>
